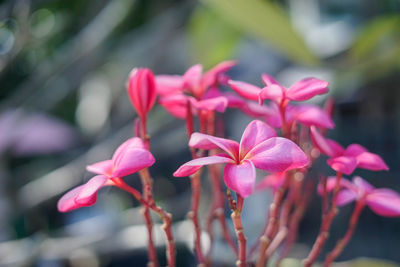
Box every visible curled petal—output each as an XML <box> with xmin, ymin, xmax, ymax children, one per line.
<box><xmin>289</xmin><ymin>105</ymin><xmax>335</xmax><ymax>129</ymax></box>
<box><xmin>189</xmin><ymin>133</ymin><xmax>239</xmax><ymax>160</ymax></box>
<box><xmin>259</xmin><ymin>84</ymin><xmax>285</xmax><ymax>104</ymax></box>
<box><xmin>286</xmin><ymin>78</ymin><xmax>329</xmax><ymax>101</ymax></box>
<box><xmin>183</xmin><ymin>64</ymin><xmax>203</xmax><ymax>96</ymax></box>
<box><xmin>366</xmin><ymin>189</ymin><xmax>400</xmax><ymax>217</ymax></box>
<box><xmin>239</xmin><ymin>120</ymin><xmax>276</xmax><ymax>158</ymax></box>
<box><xmin>155</xmin><ymin>75</ymin><xmax>184</xmax><ymax>95</ymax></box>
<box><xmin>336</xmin><ymin>189</ymin><xmax>358</xmax><ymax>206</ymax></box>
<box><xmin>261</xmin><ymin>73</ymin><xmax>279</xmax><ymax>86</ymax></box>
<box><xmin>344</xmin><ymin>144</ymin><xmax>368</xmax><ymax>157</ymax></box>
<box><xmin>112</xmin><ymin>137</ymin><xmax>146</xmax><ymax>162</ymax></box>
<box><xmin>245</xmin><ymin>137</ymin><xmax>309</xmax><ymax>172</ymax></box>
<box><xmin>356</xmin><ymin>152</ymin><xmax>389</xmax><ymax>171</ymax></box>
<box><xmin>327</xmin><ymin>156</ymin><xmax>357</xmax><ymax>175</ymax></box>
<box><xmin>223</xmin><ymin>160</ymin><xmax>256</xmax><ymax>198</ymax></box>
<box><xmin>158</xmin><ymin>94</ymin><xmax>188</xmax><ymax>119</ymax></box>
<box><xmin>353</xmin><ymin>176</ymin><xmax>374</xmax><ymax>193</ymax></box>
<box><xmin>86</xmin><ymin>160</ymin><xmax>113</xmax><ymax>176</ymax></box>
<box><xmin>194</xmin><ymin>96</ymin><xmax>228</xmax><ymax>113</ymax></box>
<box><xmin>57</xmin><ymin>175</ymin><xmax>108</xmax><ymax>212</ymax></box>
<box><xmin>310</xmin><ymin>126</ymin><xmax>344</xmax><ymax>157</ymax></box>
<box><xmin>203</xmin><ymin>60</ymin><xmax>236</xmax><ymax>88</ymax></box>
<box><xmin>228</xmin><ymin>80</ymin><xmax>261</xmax><ymax>101</ymax></box>
<box><xmin>173</xmin><ymin>155</ymin><xmax>234</xmax><ymax>177</ymax></box>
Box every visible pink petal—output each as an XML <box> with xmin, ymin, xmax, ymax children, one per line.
<box><xmin>183</xmin><ymin>64</ymin><xmax>203</xmax><ymax>96</ymax></box>
<box><xmin>228</xmin><ymin>80</ymin><xmax>261</xmax><ymax>101</ymax></box>
<box><xmin>194</xmin><ymin>96</ymin><xmax>228</xmax><ymax>113</ymax></box>
<box><xmin>245</xmin><ymin>137</ymin><xmax>309</xmax><ymax>172</ymax></box>
<box><xmin>223</xmin><ymin>92</ymin><xmax>247</xmax><ymax>108</ymax></box>
<box><xmin>261</xmin><ymin>73</ymin><xmax>279</xmax><ymax>86</ymax></box>
<box><xmin>366</xmin><ymin>189</ymin><xmax>400</xmax><ymax>217</ymax></box>
<box><xmin>310</xmin><ymin>126</ymin><xmax>344</xmax><ymax>157</ymax></box>
<box><xmin>317</xmin><ymin>176</ymin><xmax>354</xmax><ymax>195</ymax></box>
<box><xmin>158</xmin><ymin>94</ymin><xmax>188</xmax><ymax>119</ymax></box>
<box><xmin>86</xmin><ymin>160</ymin><xmax>113</xmax><ymax>176</ymax></box>
<box><xmin>286</xmin><ymin>78</ymin><xmax>329</xmax><ymax>101</ymax></box>
<box><xmin>112</xmin><ymin>138</ymin><xmax>155</xmax><ymax>177</ymax></box>
<box><xmin>343</xmin><ymin>144</ymin><xmax>368</xmax><ymax>157</ymax></box>
<box><xmin>75</xmin><ymin>175</ymin><xmax>108</xmax><ymax>204</ymax></box>
<box><xmin>336</xmin><ymin>189</ymin><xmax>358</xmax><ymax>206</ymax></box>
<box><xmin>356</xmin><ymin>152</ymin><xmax>389</xmax><ymax>171</ymax></box>
<box><xmin>239</xmin><ymin>120</ymin><xmax>276</xmax><ymax>158</ymax></box>
<box><xmin>202</xmin><ymin>60</ymin><xmax>236</xmax><ymax>88</ymax></box>
<box><xmin>223</xmin><ymin>160</ymin><xmax>256</xmax><ymax>198</ymax></box>
<box><xmin>189</xmin><ymin>133</ymin><xmax>240</xmax><ymax>160</ymax></box>
<box><xmin>327</xmin><ymin>156</ymin><xmax>357</xmax><ymax>175</ymax></box>
<box><xmin>256</xmin><ymin>172</ymin><xmax>286</xmax><ymax>192</ymax></box>
<box><xmin>155</xmin><ymin>75</ymin><xmax>184</xmax><ymax>95</ymax></box>
<box><xmin>352</xmin><ymin>176</ymin><xmax>374</xmax><ymax>193</ymax></box>
<box><xmin>57</xmin><ymin>175</ymin><xmax>108</xmax><ymax>212</ymax></box>
<box><xmin>173</xmin><ymin>155</ymin><xmax>234</xmax><ymax>177</ymax></box>
<box><xmin>259</xmin><ymin>84</ymin><xmax>285</xmax><ymax>104</ymax></box>
<box><xmin>289</xmin><ymin>105</ymin><xmax>335</xmax><ymax>129</ymax></box>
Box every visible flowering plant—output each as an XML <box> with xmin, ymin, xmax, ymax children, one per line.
<box><xmin>58</xmin><ymin>61</ymin><xmax>399</xmax><ymax>267</ymax></box>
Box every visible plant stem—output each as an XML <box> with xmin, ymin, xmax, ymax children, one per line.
<box><xmin>324</xmin><ymin>199</ymin><xmax>365</xmax><ymax>267</ymax></box>
<box><xmin>231</xmin><ymin>195</ymin><xmax>247</xmax><ymax>267</ymax></box>
<box><xmin>303</xmin><ymin>172</ymin><xmax>343</xmax><ymax>267</ymax></box>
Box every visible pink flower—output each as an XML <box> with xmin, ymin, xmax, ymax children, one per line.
<box><xmin>156</xmin><ymin>61</ymin><xmax>236</xmax><ymax>118</ymax></box>
<box><xmin>256</xmin><ymin>172</ymin><xmax>286</xmax><ymax>193</ymax></box>
<box><xmin>127</xmin><ymin>68</ymin><xmax>157</xmax><ymax>119</ymax></box>
<box><xmin>310</xmin><ymin>126</ymin><xmax>389</xmax><ymax>175</ymax></box>
<box><xmin>173</xmin><ymin>120</ymin><xmax>309</xmax><ymax>197</ymax></box>
<box><xmin>58</xmin><ymin>138</ymin><xmax>155</xmax><ymax>212</ymax></box>
<box><xmin>321</xmin><ymin>176</ymin><xmax>400</xmax><ymax>217</ymax></box>
<box><xmin>228</xmin><ymin>74</ymin><xmax>329</xmax><ymax>106</ymax></box>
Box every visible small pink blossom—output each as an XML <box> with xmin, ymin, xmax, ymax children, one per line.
<box><xmin>156</xmin><ymin>61</ymin><xmax>236</xmax><ymax>118</ymax></box>
<box><xmin>58</xmin><ymin>138</ymin><xmax>155</xmax><ymax>212</ymax></box>
<box><xmin>256</xmin><ymin>172</ymin><xmax>286</xmax><ymax>193</ymax></box>
<box><xmin>127</xmin><ymin>68</ymin><xmax>157</xmax><ymax>119</ymax></box>
<box><xmin>321</xmin><ymin>176</ymin><xmax>400</xmax><ymax>217</ymax></box>
<box><xmin>228</xmin><ymin>74</ymin><xmax>329</xmax><ymax>106</ymax></box>
<box><xmin>310</xmin><ymin>126</ymin><xmax>389</xmax><ymax>175</ymax></box>
<box><xmin>173</xmin><ymin>120</ymin><xmax>309</xmax><ymax>197</ymax></box>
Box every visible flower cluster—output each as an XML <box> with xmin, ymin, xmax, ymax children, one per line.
<box><xmin>57</xmin><ymin>61</ymin><xmax>399</xmax><ymax>267</ymax></box>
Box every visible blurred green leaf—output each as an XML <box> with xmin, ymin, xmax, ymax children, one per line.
<box><xmin>351</xmin><ymin>15</ymin><xmax>400</xmax><ymax>61</ymax></box>
<box><xmin>188</xmin><ymin>7</ymin><xmax>240</xmax><ymax>68</ymax></box>
<box><xmin>203</xmin><ymin>0</ymin><xmax>318</xmax><ymax>65</ymax></box>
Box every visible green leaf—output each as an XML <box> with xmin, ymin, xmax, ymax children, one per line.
<box><xmin>187</xmin><ymin>7</ymin><xmax>240</xmax><ymax>69</ymax></box>
<box><xmin>351</xmin><ymin>15</ymin><xmax>400</xmax><ymax>61</ymax></box>
<box><xmin>203</xmin><ymin>0</ymin><xmax>318</xmax><ymax>66</ymax></box>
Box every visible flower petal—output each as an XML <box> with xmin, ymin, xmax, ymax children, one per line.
<box><xmin>155</xmin><ymin>75</ymin><xmax>184</xmax><ymax>95</ymax></box>
<box><xmin>183</xmin><ymin>64</ymin><xmax>203</xmax><ymax>96</ymax></box>
<box><xmin>289</xmin><ymin>105</ymin><xmax>335</xmax><ymax>129</ymax></box>
<box><xmin>112</xmin><ymin>138</ymin><xmax>155</xmax><ymax>177</ymax></box>
<box><xmin>189</xmin><ymin>133</ymin><xmax>239</xmax><ymax>160</ymax></box>
<box><xmin>261</xmin><ymin>73</ymin><xmax>279</xmax><ymax>86</ymax></box>
<box><xmin>245</xmin><ymin>137</ymin><xmax>309</xmax><ymax>172</ymax></box>
<box><xmin>356</xmin><ymin>152</ymin><xmax>389</xmax><ymax>171</ymax></box>
<box><xmin>202</xmin><ymin>60</ymin><xmax>236</xmax><ymax>88</ymax></box>
<box><xmin>344</xmin><ymin>144</ymin><xmax>368</xmax><ymax>157</ymax></box>
<box><xmin>286</xmin><ymin>78</ymin><xmax>329</xmax><ymax>101</ymax></box>
<box><xmin>310</xmin><ymin>126</ymin><xmax>344</xmax><ymax>157</ymax></box>
<box><xmin>75</xmin><ymin>175</ymin><xmax>108</xmax><ymax>204</ymax></box>
<box><xmin>366</xmin><ymin>189</ymin><xmax>400</xmax><ymax>217</ymax></box>
<box><xmin>352</xmin><ymin>176</ymin><xmax>374</xmax><ymax>193</ymax></box>
<box><xmin>239</xmin><ymin>120</ymin><xmax>276</xmax><ymax>158</ymax></box>
<box><xmin>256</xmin><ymin>172</ymin><xmax>286</xmax><ymax>192</ymax></box>
<box><xmin>327</xmin><ymin>156</ymin><xmax>357</xmax><ymax>175</ymax></box>
<box><xmin>259</xmin><ymin>84</ymin><xmax>285</xmax><ymax>104</ymax></box>
<box><xmin>173</xmin><ymin>155</ymin><xmax>234</xmax><ymax>177</ymax></box>
<box><xmin>86</xmin><ymin>160</ymin><xmax>113</xmax><ymax>176</ymax></box>
<box><xmin>194</xmin><ymin>96</ymin><xmax>228</xmax><ymax>113</ymax></box>
<box><xmin>336</xmin><ymin>189</ymin><xmax>358</xmax><ymax>206</ymax></box>
<box><xmin>228</xmin><ymin>80</ymin><xmax>261</xmax><ymax>101</ymax></box>
<box><xmin>223</xmin><ymin>160</ymin><xmax>256</xmax><ymax>198</ymax></box>
<box><xmin>317</xmin><ymin>176</ymin><xmax>354</xmax><ymax>195</ymax></box>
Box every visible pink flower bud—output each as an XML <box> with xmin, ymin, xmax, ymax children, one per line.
<box><xmin>127</xmin><ymin>68</ymin><xmax>157</xmax><ymax>119</ymax></box>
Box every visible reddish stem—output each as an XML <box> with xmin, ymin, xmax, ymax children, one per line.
<box><xmin>231</xmin><ymin>195</ymin><xmax>247</xmax><ymax>267</ymax></box>
<box><xmin>324</xmin><ymin>199</ymin><xmax>365</xmax><ymax>267</ymax></box>
<box><xmin>303</xmin><ymin>172</ymin><xmax>343</xmax><ymax>267</ymax></box>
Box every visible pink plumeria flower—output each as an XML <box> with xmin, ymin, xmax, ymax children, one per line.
<box><xmin>58</xmin><ymin>137</ymin><xmax>155</xmax><ymax>212</ymax></box>
<box><xmin>229</xmin><ymin>74</ymin><xmax>329</xmax><ymax>107</ymax></box>
<box><xmin>156</xmin><ymin>61</ymin><xmax>236</xmax><ymax>119</ymax></box>
<box><xmin>321</xmin><ymin>176</ymin><xmax>400</xmax><ymax>217</ymax></box>
<box><xmin>310</xmin><ymin>126</ymin><xmax>389</xmax><ymax>175</ymax></box>
<box><xmin>256</xmin><ymin>172</ymin><xmax>286</xmax><ymax>193</ymax></box>
<box><xmin>173</xmin><ymin>120</ymin><xmax>309</xmax><ymax>197</ymax></box>
<box><xmin>127</xmin><ymin>68</ymin><xmax>157</xmax><ymax>120</ymax></box>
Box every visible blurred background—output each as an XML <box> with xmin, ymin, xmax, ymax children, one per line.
<box><xmin>1</xmin><ymin>0</ymin><xmax>400</xmax><ymax>266</ymax></box>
